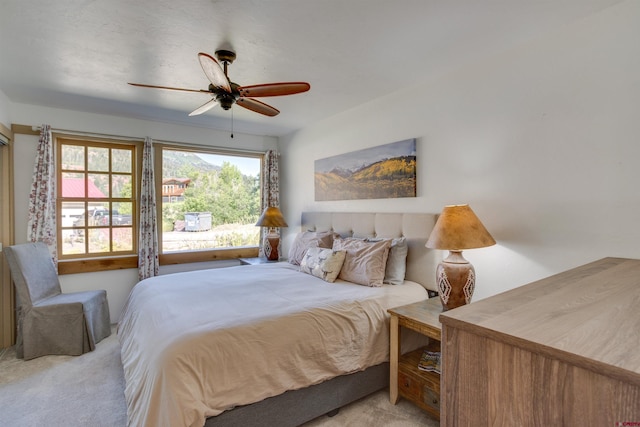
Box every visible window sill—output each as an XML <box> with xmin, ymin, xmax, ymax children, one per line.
<box><xmin>58</xmin><ymin>256</ymin><xmax>138</xmax><ymax>275</ymax></box>
<box><xmin>58</xmin><ymin>247</ymin><xmax>260</xmax><ymax>274</ymax></box>
<box><xmin>159</xmin><ymin>247</ymin><xmax>259</xmax><ymax>265</ymax></box>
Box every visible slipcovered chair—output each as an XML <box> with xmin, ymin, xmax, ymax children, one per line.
<box><xmin>4</xmin><ymin>242</ymin><xmax>111</xmax><ymax>360</ymax></box>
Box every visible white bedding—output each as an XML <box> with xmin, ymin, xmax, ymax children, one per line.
<box><xmin>118</xmin><ymin>262</ymin><xmax>428</xmax><ymax>427</ymax></box>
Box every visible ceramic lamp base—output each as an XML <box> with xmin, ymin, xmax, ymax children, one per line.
<box><xmin>263</xmin><ymin>234</ymin><xmax>280</xmax><ymax>261</ymax></box>
<box><xmin>436</xmin><ymin>250</ymin><xmax>475</xmax><ymax>310</ymax></box>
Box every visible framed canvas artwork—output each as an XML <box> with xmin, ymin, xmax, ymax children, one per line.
<box><xmin>314</xmin><ymin>138</ymin><xmax>416</xmax><ymax>201</ymax></box>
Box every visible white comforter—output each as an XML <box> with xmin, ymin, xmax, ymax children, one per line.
<box><xmin>118</xmin><ymin>262</ymin><xmax>428</xmax><ymax>427</ymax></box>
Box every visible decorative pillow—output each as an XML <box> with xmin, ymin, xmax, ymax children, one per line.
<box><xmin>333</xmin><ymin>237</ymin><xmax>391</xmax><ymax>287</ymax></box>
<box><xmin>288</xmin><ymin>231</ymin><xmax>336</xmax><ymax>265</ymax></box>
<box><xmin>367</xmin><ymin>237</ymin><xmax>408</xmax><ymax>285</ymax></box>
<box><xmin>299</xmin><ymin>248</ymin><xmax>346</xmax><ymax>283</ymax></box>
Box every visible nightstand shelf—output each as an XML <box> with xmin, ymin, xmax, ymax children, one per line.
<box><xmin>388</xmin><ymin>297</ymin><xmax>443</xmax><ymax>420</ymax></box>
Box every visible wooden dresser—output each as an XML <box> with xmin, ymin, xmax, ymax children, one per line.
<box><xmin>439</xmin><ymin>257</ymin><xmax>640</xmax><ymax>426</ymax></box>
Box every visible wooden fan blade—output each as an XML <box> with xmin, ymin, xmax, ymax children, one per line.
<box><xmin>198</xmin><ymin>53</ymin><xmax>231</xmax><ymax>92</ymax></box>
<box><xmin>238</xmin><ymin>82</ymin><xmax>310</xmax><ymax>98</ymax></box>
<box><xmin>236</xmin><ymin>98</ymin><xmax>280</xmax><ymax>117</ymax></box>
<box><xmin>128</xmin><ymin>82</ymin><xmax>208</xmax><ymax>93</ymax></box>
<box><xmin>188</xmin><ymin>98</ymin><xmax>218</xmax><ymax>116</ymax></box>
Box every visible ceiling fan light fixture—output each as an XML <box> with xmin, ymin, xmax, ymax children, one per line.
<box><xmin>216</xmin><ymin>81</ymin><xmax>240</xmax><ymax>110</ymax></box>
<box><xmin>217</xmin><ymin>93</ymin><xmax>236</xmax><ymax>110</ymax></box>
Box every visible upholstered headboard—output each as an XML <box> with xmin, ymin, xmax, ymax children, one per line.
<box><xmin>301</xmin><ymin>212</ymin><xmax>441</xmax><ymax>292</ymax></box>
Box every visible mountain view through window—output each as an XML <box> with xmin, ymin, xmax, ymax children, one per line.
<box><xmin>161</xmin><ymin>148</ymin><xmax>261</xmax><ymax>253</ymax></box>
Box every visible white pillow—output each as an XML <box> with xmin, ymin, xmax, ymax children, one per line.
<box><xmin>332</xmin><ymin>237</ymin><xmax>391</xmax><ymax>287</ymax></box>
<box><xmin>368</xmin><ymin>237</ymin><xmax>408</xmax><ymax>285</ymax></box>
<box><xmin>299</xmin><ymin>247</ymin><xmax>346</xmax><ymax>283</ymax></box>
<box><xmin>288</xmin><ymin>231</ymin><xmax>336</xmax><ymax>265</ymax></box>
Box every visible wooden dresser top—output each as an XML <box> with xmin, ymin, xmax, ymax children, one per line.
<box><xmin>439</xmin><ymin>257</ymin><xmax>640</xmax><ymax>385</ymax></box>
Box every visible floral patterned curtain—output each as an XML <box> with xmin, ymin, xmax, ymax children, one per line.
<box><xmin>27</xmin><ymin>124</ymin><xmax>57</xmax><ymax>264</ymax></box>
<box><xmin>260</xmin><ymin>150</ymin><xmax>281</xmax><ymax>257</ymax></box>
<box><xmin>138</xmin><ymin>137</ymin><xmax>159</xmax><ymax>280</ymax></box>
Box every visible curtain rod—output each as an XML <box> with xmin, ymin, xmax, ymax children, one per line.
<box><xmin>27</xmin><ymin>125</ymin><xmax>266</xmax><ymax>155</ymax></box>
<box><xmin>32</xmin><ymin>125</ymin><xmax>145</xmax><ymax>142</ymax></box>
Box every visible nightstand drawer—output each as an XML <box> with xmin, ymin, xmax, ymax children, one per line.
<box><xmin>398</xmin><ymin>371</ymin><xmax>421</xmax><ymax>400</ymax></box>
<box><xmin>398</xmin><ymin>365</ymin><xmax>440</xmax><ymax>414</ymax></box>
<box><xmin>423</xmin><ymin>386</ymin><xmax>440</xmax><ymax>413</ymax></box>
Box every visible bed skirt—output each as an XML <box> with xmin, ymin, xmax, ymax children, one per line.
<box><xmin>204</xmin><ymin>362</ymin><xmax>389</xmax><ymax>427</ymax></box>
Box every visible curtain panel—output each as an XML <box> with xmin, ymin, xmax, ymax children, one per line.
<box><xmin>27</xmin><ymin>124</ymin><xmax>58</xmax><ymax>264</ymax></box>
<box><xmin>138</xmin><ymin>137</ymin><xmax>159</xmax><ymax>280</ymax></box>
<box><xmin>260</xmin><ymin>150</ymin><xmax>281</xmax><ymax>257</ymax></box>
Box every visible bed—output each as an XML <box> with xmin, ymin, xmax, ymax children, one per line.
<box><xmin>118</xmin><ymin>212</ymin><xmax>440</xmax><ymax>427</ymax></box>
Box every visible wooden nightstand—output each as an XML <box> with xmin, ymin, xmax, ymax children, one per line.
<box><xmin>388</xmin><ymin>297</ymin><xmax>443</xmax><ymax>420</ymax></box>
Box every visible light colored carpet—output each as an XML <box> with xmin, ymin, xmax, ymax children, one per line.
<box><xmin>0</xmin><ymin>330</ymin><xmax>438</xmax><ymax>427</ymax></box>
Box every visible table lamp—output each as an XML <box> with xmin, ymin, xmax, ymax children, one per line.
<box><xmin>426</xmin><ymin>204</ymin><xmax>495</xmax><ymax>310</ymax></box>
<box><xmin>255</xmin><ymin>206</ymin><xmax>288</xmax><ymax>260</ymax></box>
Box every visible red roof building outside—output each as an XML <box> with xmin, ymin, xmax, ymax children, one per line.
<box><xmin>62</xmin><ymin>178</ymin><xmax>107</xmax><ymax>198</ymax></box>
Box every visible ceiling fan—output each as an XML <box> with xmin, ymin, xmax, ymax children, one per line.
<box><xmin>128</xmin><ymin>50</ymin><xmax>310</xmax><ymax>117</ymax></box>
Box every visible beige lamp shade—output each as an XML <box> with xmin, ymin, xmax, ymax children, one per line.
<box><xmin>255</xmin><ymin>206</ymin><xmax>288</xmax><ymax>228</ymax></box>
<box><xmin>425</xmin><ymin>204</ymin><xmax>495</xmax><ymax>250</ymax></box>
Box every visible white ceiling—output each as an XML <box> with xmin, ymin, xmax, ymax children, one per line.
<box><xmin>0</xmin><ymin>0</ymin><xmax>622</xmax><ymax>137</ymax></box>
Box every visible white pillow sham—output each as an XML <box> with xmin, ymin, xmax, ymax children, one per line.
<box><xmin>367</xmin><ymin>237</ymin><xmax>408</xmax><ymax>285</ymax></box>
<box><xmin>332</xmin><ymin>237</ymin><xmax>391</xmax><ymax>287</ymax></box>
<box><xmin>288</xmin><ymin>231</ymin><xmax>336</xmax><ymax>265</ymax></box>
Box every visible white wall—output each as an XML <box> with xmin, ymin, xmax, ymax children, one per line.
<box><xmin>279</xmin><ymin>1</ymin><xmax>640</xmax><ymax>301</ymax></box>
<box><xmin>11</xmin><ymin>104</ymin><xmax>277</xmax><ymax>320</ymax></box>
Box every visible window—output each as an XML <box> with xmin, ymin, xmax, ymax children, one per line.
<box><xmin>55</xmin><ymin>136</ymin><xmax>262</xmax><ymax>272</ymax></box>
<box><xmin>57</xmin><ymin>138</ymin><xmax>137</xmax><ymax>260</ymax></box>
<box><xmin>159</xmin><ymin>147</ymin><xmax>262</xmax><ymax>260</ymax></box>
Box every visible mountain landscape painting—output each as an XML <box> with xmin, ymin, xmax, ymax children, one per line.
<box><xmin>314</xmin><ymin>138</ymin><xmax>416</xmax><ymax>201</ymax></box>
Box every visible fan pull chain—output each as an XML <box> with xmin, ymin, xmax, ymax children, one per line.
<box><xmin>231</xmin><ymin>108</ymin><xmax>234</xmax><ymax>138</ymax></box>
